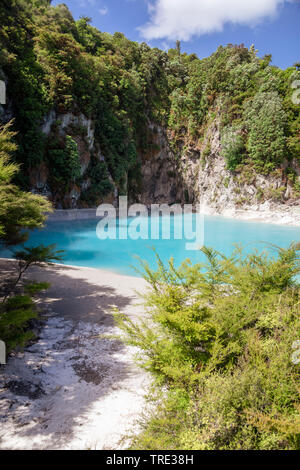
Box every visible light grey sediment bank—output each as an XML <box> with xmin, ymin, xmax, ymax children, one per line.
<box><xmin>47</xmin><ymin>207</ymin><xmax>148</xmax><ymax>222</ymax></box>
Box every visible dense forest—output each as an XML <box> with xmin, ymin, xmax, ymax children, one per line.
<box><xmin>0</xmin><ymin>0</ymin><xmax>299</xmax><ymax>208</ymax></box>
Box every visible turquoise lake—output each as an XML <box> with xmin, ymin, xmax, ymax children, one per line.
<box><xmin>1</xmin><ymin>215</ymin><xmax>300</xmax><ymax>276</ymax></box>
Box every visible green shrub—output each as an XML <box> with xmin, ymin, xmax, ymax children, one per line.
<box><xmin>221</xmin><ymin>125</ymin><xmax>245</xmax><ymax>171</ymax></box>
<box><xmin>116</xmin><ymin>245</ymin><xmax>300</xmax><ymax>450</ymax></box>
<box><xmin>0</xmin><ymin>281</ymin><xmax>52</xmax><ymax>354</ymax></box>
<box><xmin>47</xmin><ymin>135</ymin><xmax>81</xmax><ymax>188</ymax></box>
<box><xmin>244</xmin><ymin>91</ymin><xmax>287</xmax><ymax>172</ymax></box>
<box><xmin>0</xmin><ymin>295</ymin><xmax>37</xmax><ymax>352</ymax></box>
<box><xmin>24</xmin><ymin>282</ymin><xmax>50</xmax><ymax>296</ymax></box>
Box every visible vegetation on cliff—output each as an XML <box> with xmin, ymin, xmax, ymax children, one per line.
<box><xmin>0</xmin><ymin>0</ymin><xmax>299</xmax><ymax>204</ymax></box>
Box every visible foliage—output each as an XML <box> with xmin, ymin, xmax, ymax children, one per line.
<box><xmin>47</xmin><ymin>135</ymin><xmax>81</xmax><ymax>188</ymax></box>
<box><xmin>0</xmin><ymin>243</ymin><xmax>63</xmax><ymax>353</ymax></box>
<box><xmin>0</xmin><ymin>120</ymin><xmax>62</xmax><ymax>354</ymax></box>
<box><xmin>24</xmin><ymin>281</ymin><xmax>50</xmax><ymax>296</ymax></box>
<box><xmin>0</xmin><ymin>121</ymin><xmax>19</xmax><ymax>183</ymax></box>
<box><xmin>0</xmin><ymin>295</ymin><xmax>37</xmax><ymax>352</ymax></box>
<box><xmin>0</xmin><ymin>121</ymin><xmax>52</xmax><ymax>245</ymax></box>
<box><xmin>221</xmin><ymin>125</ymin><xmax>245</xmax><ymax>170</ymax></box>
<box><xmin>0</xmin><ymin>243</ymin><xmax>62</xmax><ymax>354</ymax></box>
<box><xmin>11</xmin><ymin>244</ymin><xmax>64</xmax><ymax>294</ymax></box>
<box><xmin>244</xmin><ymin>91</ymin><xmax>287</xmax><ymax>172</ymax></box>
<box><xmin>1</xmin><ymin>1</ymin><xmax>299</xmax><ymax>197</ymax></box>
<box><xmin>80</xmin><ymin>158</ymin><xmax>113</xmax><ymax>205</ymax></box>
<box><xmin>0</xmin><ymin>279</ymin><xmax>50</xmax><ymax>353</ymax></box>
<box><xmin>116</xmin><ymin>245</ymin><xmax>300</xmax><ymax>450</ymax></box>
<box><xmin>0</xmin><ymin>244</ymin><xmax>63</xmax><ymax>353</ymax></box>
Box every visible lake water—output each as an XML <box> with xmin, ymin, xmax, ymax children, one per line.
<box><xmin>1</xmin><ymin>215</ymin><xmax>299</xmax><ymax>276</ymax></box>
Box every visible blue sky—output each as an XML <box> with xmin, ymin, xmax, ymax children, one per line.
<box><xmin>52</xmin><ymin>0</ymin><xmax>300</xmax><ymax>69</ymax></box>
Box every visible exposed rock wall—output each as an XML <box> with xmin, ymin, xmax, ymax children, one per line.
<box><xmin>26</xmin><ymin>110</ymin><xmax>300</xmax><ymax>224</ymax></box>
<box><xmin>139</xmin><ymin>123</ymin><xmax>183</xmax><ymax>205</ymax></box>
<box><xmin>30</xmin><ymin>110</ymin><xmax>118</xmax><ymax>209</ymax></box>
<box><xmin>138</xmin><ymin>119</ymin><xmax>300</xmax><ymax>225</ymax></box>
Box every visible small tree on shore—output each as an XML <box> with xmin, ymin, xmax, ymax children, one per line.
<box><xmin>0</xmin><ymin>121</ymin><xmax>63</xmax><ymax>352</ymax></box>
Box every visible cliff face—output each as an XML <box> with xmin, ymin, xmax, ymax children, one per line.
<box><xmin>1</xmin><ymin>1</ymin><xmax>299</xmax><ymax>221</ymax></box>
<box><xmin>30</xmin><ymin>111</ymin><xmax>182</xmax><ymax>209</ymax></box>
<box><xmin>4</xmin><ymin>75</ymin><xmax>296</xmax><ymax>217</ymax></box>
<box><xmin>174</xmin><ymin>120</ymin><xmax>300</xmax><ymax>223</ymax></box>
<box><xmin>138</xmin><ymin>123</ymin><xmax>183</xmax><ymax>205</ymax></box>
<box><xmin>30</xmin><ymin>110</ymin><xmax>118</xmax><ymax>209</ymax></box>
<box><xmin>29</xmin><ymin>110</ymin><xmax>300</xmax><ymax>224</ymax></box>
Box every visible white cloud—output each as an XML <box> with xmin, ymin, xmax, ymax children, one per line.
<box><xmin>99</xmin><ymin>6</ymin><xmax>108</xmax><ymax>15</ymax></box>
<box><xmin>139</xmin><ymin>0</ymin><xmax>296</xmax><ymax>41</ymax></box>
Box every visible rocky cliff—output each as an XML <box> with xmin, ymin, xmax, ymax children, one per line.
<box><xmin>28</xmin><ymin>109</ymin><xmax>300</xmax><ymax>225</ymax></box>
<box><xmin>29</xmin><ymin>110</ymin><xmax>117</xmax><ymax>209</ymax></box>
<box><xmin>1</xmin><ymin>1</ymin><xmax>299</xmax><ymax>224</ymax></box>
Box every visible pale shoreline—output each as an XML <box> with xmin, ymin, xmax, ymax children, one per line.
<box><xmin>200</xmin><ymin>205</ymin><xmax>300</xmax><ymax>227</ymax></box>
<box><xmin>0</xmin><ymin>258</ymin><xmax>147</xmax><ymax>319</ymax></box>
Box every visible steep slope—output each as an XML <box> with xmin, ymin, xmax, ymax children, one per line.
<box><xmin>0</xmin><ymin>0</ymin><xmax>299</xmax><ymax>219</ymax></box>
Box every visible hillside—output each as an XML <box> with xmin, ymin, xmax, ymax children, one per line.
<box><xmin>0</xmin><ymin>0</ymin><xmax>299</xmax><ymax>218</ymax></box>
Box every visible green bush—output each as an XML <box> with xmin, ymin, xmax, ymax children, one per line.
<box><xmin>244</xmin><ymin>91</ymin><xmax>288</xmax><ymax>172</ymax></box>
<box><xmin>0</xmin><ymin>295</ymin><xmax>37</xmax><ymax>352</ymax></box>
<box><xmin>0</xmin><ymin>283</ymin><xmax>51</xmax><ymax>354</ymax></box>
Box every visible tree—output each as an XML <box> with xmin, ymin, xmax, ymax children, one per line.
<box><xmin>1</xmin><ymin>244</ymin><xmax>63</xmax><ymax>303</ymax></box>
<box><xmin>244</xmin><ymin>91</ymin><xmax>287</xmax><ymax>172</ymax></box>
<box><xmin>221</xmin><ymin>125</ymin><xmax>245</xmax><ymax>171</ymax></box>
<box><xmin>0</xmin><ymin>121</ymin><xmax>52</xmax><ymax>246</ymax></box>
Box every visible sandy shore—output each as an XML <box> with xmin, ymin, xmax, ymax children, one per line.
<box><xmin>0</xmin><ymin>259</ymin><xmax>151</xmax><ymax>450</ymax></box>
